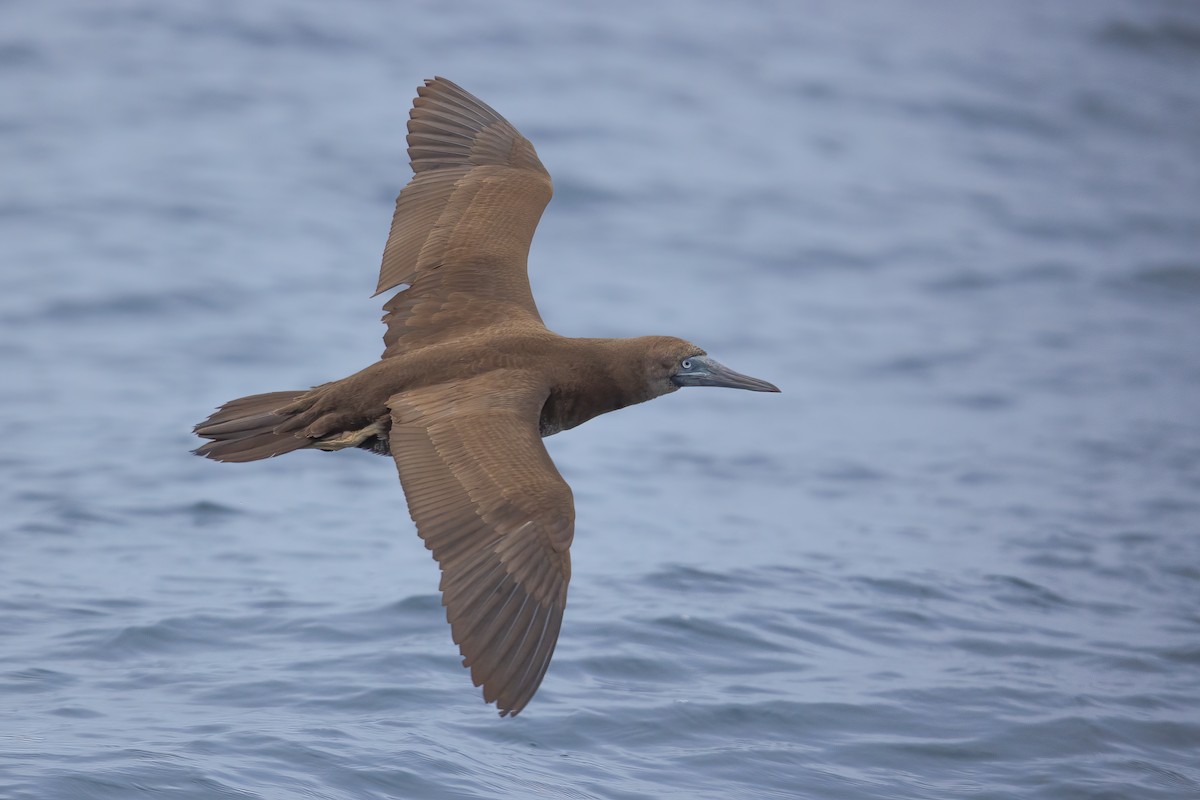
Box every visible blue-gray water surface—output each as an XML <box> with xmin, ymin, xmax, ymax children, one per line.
<box><xmin>3</xmin><ymin>1</ymin><xmax>1199</xmax><ymax>798</ymax></box>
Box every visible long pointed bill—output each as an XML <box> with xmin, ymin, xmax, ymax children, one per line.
<box><xmin>671</xmin><ymin>356</ymin><xmax>780</xmax><ymax>392</ymax></box>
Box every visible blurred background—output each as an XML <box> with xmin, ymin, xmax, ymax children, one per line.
<box><xmin>2</xmin><ymin>1</ymin><xmax>1198</xmax><ymax>798</ymax></box>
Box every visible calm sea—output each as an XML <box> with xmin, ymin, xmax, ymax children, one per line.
<box><xmin>3</xmin><ymin>1</ymin><xmax>1199</xmax><ymax>797</ymax></box>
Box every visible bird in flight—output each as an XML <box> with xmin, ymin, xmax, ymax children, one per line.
<box><xmin>195</xmin><ymin>77</ymin><xmax>779</xmax><ymax>716</ymax></box>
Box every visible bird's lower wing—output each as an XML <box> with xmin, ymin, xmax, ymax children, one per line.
<box><xmin>387</xmin><ymin>371</ymin><xmax>574</xmax><ymax>716</ymax></box>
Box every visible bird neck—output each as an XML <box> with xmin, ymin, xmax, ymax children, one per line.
<box><xmin>539</xmin><ymin>338</ymin><xmax>661</xmax><ymax>436</ymax></box>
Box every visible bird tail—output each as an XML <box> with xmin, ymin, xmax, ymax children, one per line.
<box><xmin>193</xmin><ymin>390</ymin><xmax>313</xmax><ymax>463</ymax></box>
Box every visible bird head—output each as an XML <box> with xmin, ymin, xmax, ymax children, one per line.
<box><xmin>640</xmin><ymin>336</ymin><xmax>780</xmax><ymax>396</ymax></box>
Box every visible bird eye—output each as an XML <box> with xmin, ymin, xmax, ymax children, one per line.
<box><xmin>680</xmin><ymin>359</ymin><xmax>692</xmax><ymax>370</ymax></box>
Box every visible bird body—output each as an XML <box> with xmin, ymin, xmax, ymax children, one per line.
<box><xmin>195</xmin><ymin>77</ymin><xmax>778</xmax><ymax>716</ymax></box>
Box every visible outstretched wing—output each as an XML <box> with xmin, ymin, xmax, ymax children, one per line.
<box><xmin>388</xmin><ymin>371</ymin><xmax>573</xmax><ymax>716</ymax></box>
<box><xmin>377</xmin><ymin>77</ymin><xmax>554</xmax><ymax>356</ymax></box>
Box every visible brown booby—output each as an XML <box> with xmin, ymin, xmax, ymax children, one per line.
<box><xmin>194</xmin><ymin>77</ymin><xmax>779</xmax><ymax>716</ymax></box>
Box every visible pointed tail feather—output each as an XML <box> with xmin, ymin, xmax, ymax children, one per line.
<box><xmin>194</xmin><ymin>390</ymin><xmax>312</xmax><ymax>463</ymax></box>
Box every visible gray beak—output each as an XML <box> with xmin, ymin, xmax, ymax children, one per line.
<box><xmin>671</xmin><ymin>356</ymin><xmax>781</xmax><ymax>392</ymax></box>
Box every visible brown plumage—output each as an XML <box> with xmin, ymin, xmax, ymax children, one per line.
<box><xmin>194</xmin><ymin>77</ymin><xmax>779</xmax><ymax>716</ymax></box>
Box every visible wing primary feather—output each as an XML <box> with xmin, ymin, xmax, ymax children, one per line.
<box><xmin>475</xmin><ymin>594</ymin><xmax>535</xmax><ymax>702</ymax></box>
<box><xmin>502</xmin><ymin>605</ymin><xmax>551</xmax><ymax>710</ymax></box>
<box><xmin>408</xmin><ymin>116</ymin><xmax>480</xmax><ymax>140</ymax></box>
<box><xmin>460</xmin><ymin>582</ymin><xmax>524</xmax><ymax>673</ymax></box>
<box><xmin>417</xmin><ymin>86</ymin><xmax>499</xmax><ymax>127</ymax></box>
<box><xmin>413</xmin><ymin>95</ymin><xmax>493</xmax><ymax>130</ymax></box>
<box><xmin>439</xmin><ymin>547</ymin><xmax>505</xmax><ymax>597</ymax></box>
<box><xmin>488</xmin><ymin>597</ymin><xmax>542</xmax><ymax>690</ymax></box>
<box><xmin>499</xmin><ymin>608</ymin><xmax>560</xmax><ymax>717</ymax></box>
<box><xmin>441</xmin><ymin>555</ymin><xmax>506</xmax><ymax>606</ymax></box>
<box><xmin>431</xmin><ymin>78</ymin><xmax>507</xmax><ymax>115</ymax></box>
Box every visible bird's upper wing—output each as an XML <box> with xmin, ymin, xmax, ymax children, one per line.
<box><xmin>387</xmin><ymin>371</ymin><xmax>573</xmax><ymax>716</ymax></box>
<box><xmin>377</xmin><ymin>77</ymin><xmax>554</xmax><ymax>357</ymax></box>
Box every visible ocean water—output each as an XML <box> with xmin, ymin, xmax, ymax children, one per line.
<box><xmin>3</xmin><ymin>0</ymin><xmax>1199</xmax><ymax>797</ymax></box>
